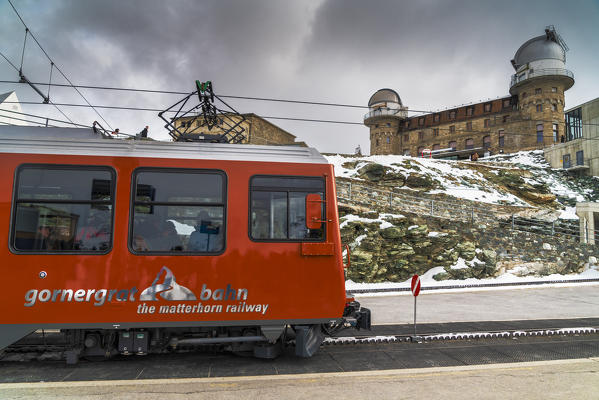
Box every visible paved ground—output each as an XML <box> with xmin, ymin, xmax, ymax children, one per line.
<box><xmin>356</xmin><ymin>285</ymin><xmax>599</xmax><ymax>325</ymax></box>
<box><xmin>2</xmin><ymin>333</ymin><xmax>599</xmax><ymax>382</ymax></box>
<box><xmin>2</xmin><ymin>358</ymin><xmax>598</xmax><ymax>399</ymax></box>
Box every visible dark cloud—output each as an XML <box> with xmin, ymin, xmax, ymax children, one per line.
<box><xmin>1</xmin><ymin>0</ymin><xmax>598</xmax><ymax>153</ymax></box>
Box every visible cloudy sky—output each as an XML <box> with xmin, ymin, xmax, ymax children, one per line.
<box><xmin>1</xmin><ymin>0</ymin><xmax>598</xmax><ymax>154</ymax></box>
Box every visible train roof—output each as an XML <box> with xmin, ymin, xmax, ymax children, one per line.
<box><xmin>0</xmin><ymin>126</ymin><xmax>328</xmax><ymax>164</ymax></box>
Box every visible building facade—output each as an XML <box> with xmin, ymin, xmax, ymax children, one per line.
<box><xmin>0</xmin><ymin>91</ymin><xmax>28</xmax><ymax>126</ymax></box>
<box><xmin>366</xmin><ymin>27</ymin><xmax>574</xmax><ymax>159</ymax></box>
<box><xmin>544</xmin><ymin>97</ymin><xmax>599</xmax><ymax>176</ymax></box>
<box><xmin>173</xmin><ymin>113</ymin><xmax>306</xmax><ymax>146</ymax></box>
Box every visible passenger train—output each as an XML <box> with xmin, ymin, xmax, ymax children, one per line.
<box><xmin>0</xmin><ymin>125</ymin><xmax>370</xmax><ymax>363</ymax></box>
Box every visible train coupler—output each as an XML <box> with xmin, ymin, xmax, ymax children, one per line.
<box><xmin>343</xmin><ymin>301</ymin><xmax>371</xmax><ymax>331</ymax></box>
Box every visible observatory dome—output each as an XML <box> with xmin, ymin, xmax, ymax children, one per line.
<box><xmin>512</xmin><ymin>34</ymin><xmax>566</xmax><ymax>70</ymax></box>
<box><xmin>368</xmin><ymin>89</ymin><xmax>402</xmax><ymax>107</ymax></box>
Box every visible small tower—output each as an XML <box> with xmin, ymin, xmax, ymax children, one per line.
<box><xmin>364</xmin><ymin>89</ymin><xmax>407</xmax><ymax>155</ymax></box>
<box><xmin>509</xmin><ymin>26</ymin><xmax>574</xmax><ymax>148</ymax></box>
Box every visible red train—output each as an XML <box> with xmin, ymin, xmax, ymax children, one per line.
<box><xmin>0</xmin><ymin>125</ymin><xmax>369</xmax><ymax>363</ymax></box>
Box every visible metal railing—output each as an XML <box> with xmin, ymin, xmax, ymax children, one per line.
<box><xmin>363</xmin><ymin>107</ymin><xmax>408</xmax><ymax>121</ymax></box>
<box><xmin>510</xmin><ymin>68</ymin><xmax>574</xmax><ymax>88</ymax></box>
<box><xmin>336</xmin><ymin>180</ymin><xmax>596</xmax><ymax>242</ymax></box>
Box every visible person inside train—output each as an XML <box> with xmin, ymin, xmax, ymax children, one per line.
<box><xmin>75</xmin><ymin>212</ymin><xmax>110</xmax><ymax>251</ymax></box>
<box><xmin>188</xmin><ymin>211</ymin><xmax>222</xmax><ymax>252</ymax></box>
<box><xmin>34</xmin><ymin>225</ymin><xmax>54</xmax><ymax>250</ymax></box>
<box><xmin>157</xmin><ymin>220</ymin><xmax>183</xmax><ymax>251</ymax></box>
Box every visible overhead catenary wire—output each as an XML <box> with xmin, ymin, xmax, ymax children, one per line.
<box><xmin>0</xmin><ymin>107</ymin><xmax>89</xmax><ymax>127</ymax></box>
<box><xmin>0</xmin><ymin>50</ymin><xmax>78</xmax><ymax>127</ymax></box>
<box><xmin>4</xmin><ymin>100</ymin><xmax>599</xmax><ymax>143</ymax></box>
<box><xmin>1</xmin><ymin>79</ymin><xmax>599</xmax><ymax>130</ymax></box>
<box><xmin>6</xmin><ymin>0</ymin><xmax>113</xmax><ymax>130</ymax></box>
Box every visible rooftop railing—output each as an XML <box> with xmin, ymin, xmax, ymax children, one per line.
<box><xmin>364</xmin><ymin>107</ymin><xmax>408</xmax><ymax>121</ymax></box>
<box><xmin>510</xmin><ymin>68</ymin><xmax>574</xmax><ymax>88</ymax></box>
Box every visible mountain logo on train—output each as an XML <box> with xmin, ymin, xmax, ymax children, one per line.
<box><xmin>23</xmin><ymin>266</ymin><xmax>270</xmax><ymax>316</ymax></box>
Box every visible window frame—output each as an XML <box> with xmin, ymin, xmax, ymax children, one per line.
<box><xmin>128</xmin><ymin>167</ymin><xmax>228</xmax><ymax>256</ymax></box>
<box><xmin>248</xmin><ymin>175</ymin><xmax>326</xmax><ymax>243</ymax></box>
<box><xmin>10</xmin><ymin>163</ymin><xmax>117</xmax><ymax>255</ymax></box>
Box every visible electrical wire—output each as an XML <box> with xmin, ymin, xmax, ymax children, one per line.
<box><xmin>6</xmin><ymin>0</ymin><xmax>113</xmax><ymax>130</ymax></box>
<box><xmin>0</xmin><ymin>50</ymin><xmax>78</xmax><ymax>127</ymax></box>
<box><xmin>0</xmin><ymin>107</ymin><xmax>89</xmax><ymax>127</ymax></box>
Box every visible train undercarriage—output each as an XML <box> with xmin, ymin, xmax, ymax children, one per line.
<box><xmin>2</xmin><ymin>302</ymin><xmax>370</xmax><ymax>364</ymax></box>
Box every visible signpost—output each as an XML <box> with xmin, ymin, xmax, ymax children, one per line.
<box><xmin>411</xmin><ymin>274</ymin><xmax>421</xmax><ymax>338</ymax></box>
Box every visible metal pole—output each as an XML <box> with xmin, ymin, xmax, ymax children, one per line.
<box><xmin>413</xmin><ymin>296</ymin><xmax>417</xmax><ymax>336</ymax></box>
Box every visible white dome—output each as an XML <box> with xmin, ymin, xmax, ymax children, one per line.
<box><xmin>512</xmin><ymin>33</ymin><xmax>566</xmax><ymax>70</ymax></box>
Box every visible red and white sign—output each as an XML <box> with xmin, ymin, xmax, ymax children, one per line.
<box><xmin>411</xmin><ymin>274</ymin><xmax>421</xmax><ymax>297</ymax></box>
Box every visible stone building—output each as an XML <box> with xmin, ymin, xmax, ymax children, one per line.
<box><xmin>544</xmin><ymin>97</ymin><xmax>599</xmax><ymax>177</ymax></box>
<box><xmin>365</xmin><ymin>26</ymin><xmax>574</xmax><ymax>159</ymax></box>
<box><xmin>173</xmin><ymin>113</ymin><xmax>306</xmax><ymax>146</ymax></box>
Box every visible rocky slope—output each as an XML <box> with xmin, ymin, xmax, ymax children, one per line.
<box><xmin>326</xmin><ymin>151</ymin><xmax>599</xmax><ymax>283</ymax></box>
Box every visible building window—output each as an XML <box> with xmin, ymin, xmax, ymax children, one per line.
<box><xmin>563</xmin><ymin>154</ymin><xmax>571</xmax><ymax>169</ymax></box>
<box><xmin>449</xmin><ymin>141</ymin><xmax>457</xmax><ymax>150</ymax></box>
<box><xmin>418</xmin><ymin>118</ymin><xmax>424</xmax><ymax>126</ymax></box>
<box><xmin>576</xmin><ymin>151</ymin><xmax>584</xmax><ymax>166</ymax></box>
<box><xmin>466</xmin><ymin>107</ymin><xmax>474</xmax><ymax>116</ymax></box>
<box><xmin>433</xmin><ymin>114</ymin><xmax>440</xmax><ymax>123</ymax></box>
<box><xmin>418</xmin><ymin>131</ymin><xmax>424</xmax><ymax>140</ymax></box>
<box><xmin>483</xmin><ymin>135</ymin><xmax>491</xmax><ymax>149</ymax></box>
<box><xmin>432</xmin><ymin>144</ymin><xmax>440</xmax><ymax>151</ymax></box>
<box><xmin>552</xmin><ymin>123</ymin><xmax>558</xmax><ymax>142</ymax></box>
<box><xmin>552</xmin><ymin>104</ymin><xmax>557</xmax><ymax>112</ymax></box>
<box><xmin>484</xmin><ymin>119</ymin><xmax>490</xmax><ymax>128</ymax></box>
<box><xmin>376</xmin><ymin>139</ymin><xmax>379</xmax><ymax>146</ymax></box>
<box><xmin>565</xmin><ymin>107</ymin><xmax>582</xmax><ymax>141</ymax></box>
<box><xmin>449</xmin><ymin>110</ymin><xmax>456</xmax><ymax>120</ymax></box>
<box><xmin>406</xmin><ymin>120</ymin><xmax>410</xmax><ymax>128</ymax></box>
<box><xmin>503</xmin><ymin>99</ymin><xmax>511</xmax><ymax>108</ymax></box>
<box><xmin>250</xmin><ymin>176</ymin><xmax>325</xmax><ymax>241</ymax></box>
<box><xmin>375</xmin><ymin>124</ymin><xmax>379</xmax><ymax>128</ymax></box>
<box><xmin>552</xmin><ymin>87</ymin><xmax>557</xmax><ymax>93</ymax></box>
<box><xmin>522</xmin><ymin>92</ymin><xmax>527</xmax><ymax>99</ymax></box>
<box><xmin>535</xmin><ymin>88</ymin><xmax>542</xmax><ymax>95</ymax></box>
<box><xmin>536</xmin><ymin>104</ymin><xmax>543</xmax><ymax>112</ymax></box>
<box><xmin>449</xmin><ymin>125</ymin><xmax>455</xmax><ymax>133</ymax></box>
<box><xmin>503</xmin><ymin>115</ymin><xmax>510</xmax><ymax>123</ymax></box>
<box><xmin>403</xmin><ymin>149</ymin><xmax>410</xmax><ymax>156</ymax></box>
<box><xmin>11</xmin><ymin>165</ymin><xmax>115</xmax><ymax>253</ymax></box>
<box><xmin>466</xmin><ymin>122</ymin><xmax>472</xmax><ymax>131</ymax></box>
<box><xmin>484</xmin><ymin>103</ymin><xmax>492</xmax><ymax>112</ymax></box>
<box><xmin>536</xmin><ymin>124</ymin><xmax>544</xmax><ymax>143</ymax></box>
<box><xmin>465</xmin><ymin>138</ymin><xmax>474</xmax><ymax>149</ymax></box>
<box><xmin>403</xmin><ymin>134</ymin><xmax>409</xmax><ymax>141</ymax></box>
<box><xmin>131</xmin><ymin>168</ymin><xmax>226</xmax><ymax>253</ymax></box>
<box><xmin>386</xmin><ymin>137</ymin><xmax>390</xmax><ymax>144</ymax></box>
<box><xmin>386</xmin><ymin>123</ymin><xmax>391</xmax><ymax>127</ymax></box>
<box><xmin>498</xmin><ymin>130</ymin><xmax>505</xmax><ymax>147</ymax></box>
<box><xmin>433</xmin><ymin>128</ymin><xmax>439</xmax><ymax>137</ymax></box>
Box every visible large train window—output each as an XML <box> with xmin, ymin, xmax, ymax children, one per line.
<box><xmin>11</xmin><ymin>165</ymin><xmax>115</xmax><ymax>253</ymax></box>
<box><xmin>130</xmin><ymin>168</ymin><xmax>226</xmax><ymax>254</ymax></box>
<box><xmin>250</xmin><ymin>175</ymin><xmax>325</xmax><ymax>241</ymax></box>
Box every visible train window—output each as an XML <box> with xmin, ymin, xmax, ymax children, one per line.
<box><xmin>130</xmin><ymin>168</ymin><xmax>226</xmax><ymax>254</ymax></box>
<box><xmin>11</xmin><ymin>165</ymin><xmax>115</xmax><ymax>253</ymax></box>
<box><xmin>250</xmin><ymin>175</ymin><xmax>325</xmax><ymax>241</ymax></box>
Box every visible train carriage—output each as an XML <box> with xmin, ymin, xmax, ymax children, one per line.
<box><xmin>0</xmin><ymin>125</ymin><xmax>369</xmax><ymax>362</ymax></box>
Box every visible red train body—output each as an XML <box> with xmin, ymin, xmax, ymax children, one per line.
<box><xmin>0</xmin><ymin>126</ymin><xmax>369</xmax><ymax>361</ymax></box>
